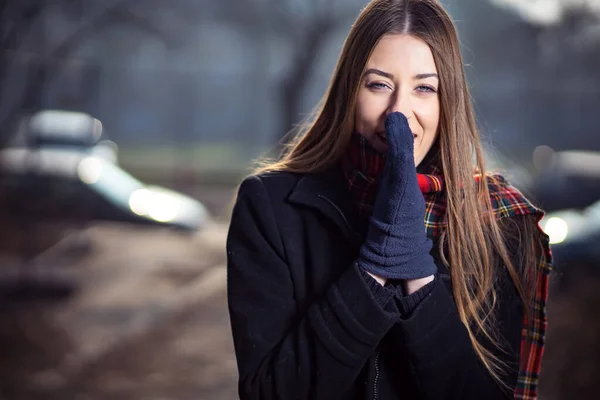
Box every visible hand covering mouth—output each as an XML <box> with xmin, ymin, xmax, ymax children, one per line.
<box><xmin>376</xmin><ymin>131</ymin><xmax>417</xmax><ymax>142</ymax></box>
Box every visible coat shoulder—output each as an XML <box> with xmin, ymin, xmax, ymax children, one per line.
<box><xmin>237</xmin><ymin>170</ymin><xmax>303</xmax><ymax>205</ymax></box>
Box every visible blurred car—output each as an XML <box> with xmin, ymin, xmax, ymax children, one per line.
<box><xmin>0</xmin><ymin>110</ymin><xmax>210</xmax><ymax>302</ymax></box>
<box><xmin>0</xmin><ymin>110</ymin><xmax>208</xmax><ymax>232</ymax></box>
<box><xmin>540</xmin><ymin>199</ymin><xmax>600</xmax><ymax>269</ymax></box>
<box><xmin>529</xmin><ymin>150</ymin><xmax>600</xmax><ymax>212</ymax></box>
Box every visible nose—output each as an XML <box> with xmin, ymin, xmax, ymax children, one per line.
<box><xmin>387</xmin><ymin>90</ymin><xmax>413</xmax><ymax>121</ymax></box>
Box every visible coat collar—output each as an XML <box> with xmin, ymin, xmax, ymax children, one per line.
<box><xmin>287</xmin><ymin>165</ymin><xmax>367</xmax><ymax>246</ymax></box>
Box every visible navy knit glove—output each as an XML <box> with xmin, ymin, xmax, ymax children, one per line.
<box><xmin>357</xmin><ymin>112</ymin><xmax>437</xmax><ymax>280</ymax></box>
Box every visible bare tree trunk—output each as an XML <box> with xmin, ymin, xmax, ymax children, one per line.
<box><xmin>274</xmin><ymin>22</ymin><xmax>334</xmax><ymax>152</ymax></box>
<box><xmin>0</xmin><ymin>0</ymin><xmax>169</xmax><ymax>147</ymax></box>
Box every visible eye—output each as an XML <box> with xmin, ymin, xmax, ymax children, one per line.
<box><xmin>366</xmin><ymin>82</ymin><xmax>391</xmax><ymax>91</ymax></box>
<box><xmin>416</xmin><ymin>85</ymin><xmax>437</xmax><ymax>93</ymax></box>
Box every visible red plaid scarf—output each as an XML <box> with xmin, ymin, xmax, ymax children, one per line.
<box><xmin>342</xmin><ymin>132</ymin><xmax>551</xmax><ymax>399</ymax></box>
<box><xmin>341</xmin><ymin>132</ymin><xmax>444</xmax><ymax>219</ymax></box>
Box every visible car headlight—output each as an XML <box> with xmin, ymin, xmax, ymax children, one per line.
<box><xmin>543</xmin><ymin>217</ymin><xmax>569</xmax><ymax>244</ymax></box>
<box><xmin>77</xmin><ymin>156</ymin><xmax>103</xmax><ymax>184</ymax></box>
<box><xmin>129</xmin><ymin>188</ymin><xmax>179</xmax><ymax>223</ymax></box>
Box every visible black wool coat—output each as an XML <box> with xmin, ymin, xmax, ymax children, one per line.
<box><xmin>226</xmin><ymin>166</ymin><xmax>527</xmax><ymax>400</ymax></box>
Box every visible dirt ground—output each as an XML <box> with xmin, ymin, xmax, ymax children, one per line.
<box><xmin>0</xmin><ymin>290</ymin><xmax>236</xmax><ymax>400</ymax></box>
<box><xmin>0</xmin><ymin>218</ymin><xmax>237</xmax><ymax>400</ymax></box>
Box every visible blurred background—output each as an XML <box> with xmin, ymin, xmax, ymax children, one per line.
<box><xmin>0</xmin><ymin>0</ymin><xmax>599</xmax><ymax>399</ymax></box>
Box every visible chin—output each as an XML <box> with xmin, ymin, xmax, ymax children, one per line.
<box><xmin>414</xmin><ymin>155</ymin><xmax>424</xmax><ymax>167</ymax></box>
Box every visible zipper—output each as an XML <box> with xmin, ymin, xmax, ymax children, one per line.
<box><xmin>318</xmin><ymin>195</ymin><xmax>380</xmax><ymax>397</ymax></box>
<box><xmin>316</xmin><ymin>194</ymin><xmax>361</xmax><ymax>239</ymax></box>
<box><xmin>317</xmin><ymin>196</ymin><xmax>380</xmax><ymax>397</ymax></box>
<box><xmin>373</xmin><ymin>350</ymin><xmax>381</xmax><ymax>400</ymax></box>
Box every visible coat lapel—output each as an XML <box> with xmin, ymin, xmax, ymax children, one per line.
<box><xmin>287</xmin><ymin>165</ymin><xmax>367</xmax><ymax>247</ymax></box>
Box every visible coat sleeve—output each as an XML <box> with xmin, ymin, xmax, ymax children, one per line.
<box><xmin>389</xmin><ymin>215</ymin><xmax>544</xmax><ymax>399</ymax></box>
<box><xmin>389</xmin><ymin>276</ymin><xmax>521</xmax><ymax>399</ymax></box>
<box><xmin>226</xmin><ymin>175</ymin><xmax>399</xmax><ymax>400</ymax></box>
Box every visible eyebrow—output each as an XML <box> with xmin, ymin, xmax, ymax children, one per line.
<box><xmin>415</xmin><ymin>73</ymin><xmax>439</xmax><ymax>80</ymax></box>
<box><xmin>363</xmin><ymin>68</ymin><xmax>394</xmax><ymax>80</ymax></box>
<box><xmin>363</xmin><ymin>68</ymin><xmax>439</xmax><ymax>81</ymax></box>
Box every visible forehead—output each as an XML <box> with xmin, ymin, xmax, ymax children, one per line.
<box><xmin>366</xmin><ymin>34</ymin><xmax>437</xmax><ymax>74</ymax></box>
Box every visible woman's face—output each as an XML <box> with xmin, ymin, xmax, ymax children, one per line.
<box><xmin>354</xmin><ymin>34</ymin><xmax>440</xmax><ymax>166</ymax></box>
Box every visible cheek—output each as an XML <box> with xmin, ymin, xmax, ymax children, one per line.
<box><xmin>415</xmin><ymin>102</ymin><xmax>440</xmax><ymax>163</ymax></box>
<box><xmin>422</xmin><ymin>102</ymin><xmax>440</xmax><ymax>132</ymax></box>
<box><xmin>416</xmin><ymin>102</ymin><xmax>440</xmax><ymax>142</ymax></box>
<box><xmin>355</xmin><ymin>92</ymin><xmax>386</xmax><ymax>133</ymax></box>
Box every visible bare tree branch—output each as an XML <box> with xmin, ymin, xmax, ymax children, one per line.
<box><xmin>1</xmin><ymin>1</ymin><xmax>46</xmax><ymax>49</ymax></box>
<box><xmin>0</xmin><ymin>0</ymin><xmax>176</xmax><ymax>145</ymax></box>
<box><xmin>105</xmin><ymin>6</ymin><xmax>176</xmax><ymax>48</ymax></box>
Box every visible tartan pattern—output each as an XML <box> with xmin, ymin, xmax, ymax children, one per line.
<box><xmin>342</xmin><ymin>132</ymin><xmax>552</xmax><ymax>399</ymax></box>
<box><xmin>513</xmin><ymin>201</ymin><xmax>552</xmax><ymax>400</ymax></box>
<box><xmin>341</xmin><ymin>132</ymin><xmax>385</xmax><ymax>218</ymax></box>
<box><xmin>341</xmin><ymin>132</ymin><xmax>444</xmax><ymax>219</ymax></box>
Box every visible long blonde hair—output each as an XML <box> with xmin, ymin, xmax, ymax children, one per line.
<box><xmin>254</xmin><ymin>0</ymin><xmax>539</xmax><ymax>387</ymax></box>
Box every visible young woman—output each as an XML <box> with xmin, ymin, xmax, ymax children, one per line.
<box><xmin>227</xmin><ymin>0</ymin><xmax>552</xmax><ymax>399</ymax></box>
